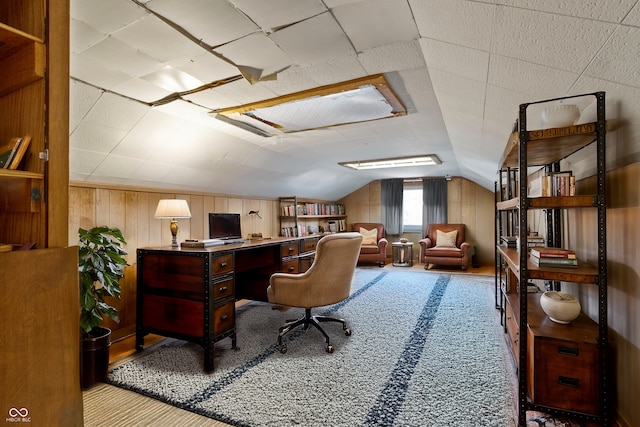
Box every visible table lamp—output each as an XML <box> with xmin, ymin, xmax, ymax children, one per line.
<box><xmin>154</xmin><ymin>199</ymin><xmax>192</xmax><ymax>247</ymax></box>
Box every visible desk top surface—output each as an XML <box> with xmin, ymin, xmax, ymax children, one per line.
<box><xmin>139</xmin><ymin>235</ymin><xmax>323</xmax><ymax>253</ymax></box>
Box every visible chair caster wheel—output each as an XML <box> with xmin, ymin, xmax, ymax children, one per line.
<box><xmin>280</xmin><ymin>345</ymin><xmax>287</xmax><ymax>354</ymax></box>
<box><xmin>344</xmin><ymin>328</ymin><xmax>351</xmax><ymax>336</ymax></box>
<box><xmin>326</xmin><ymin>345</ymin><xmax>334</xmax><ymax>353</ymax></box>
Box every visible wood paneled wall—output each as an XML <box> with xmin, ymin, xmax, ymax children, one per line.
<box><xmin>68</xmin><ymin>183</ymin><xmax>279</xmax><ymax>340</ymax></box>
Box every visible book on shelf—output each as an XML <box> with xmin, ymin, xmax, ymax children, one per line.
<box><xmin>530</xmin><ymin>254</ymin><xmax>578</xmax><ymax>267</ymax></box>
<box><xmin>0</xmin><ymin>137</ymin><xmax>23</xmax><ymax>169</ymax></box>
<box><xmin>7</xmin><ymin>135</ymin><xmax>31</xmax><ymax>170</ymax></box>
<box><xmin>530</xmin><ymin>246</ymin><xmax>576</xmax><ymax>259</ymax></box>
<box><xmin>528</xmin><ymin>171</ymin><xmax>575</xmax><ymax>197</ymax></box>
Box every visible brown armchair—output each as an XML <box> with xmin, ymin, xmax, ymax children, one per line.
<box><xmin>419</xmin><ymin>223</ymin><xmax>470</xmax><ymax>270</ymax></box>
<box><xmin>352</xmin><ymin>222</ymin><xmax>388</xmax><ymax>267</ymax></box>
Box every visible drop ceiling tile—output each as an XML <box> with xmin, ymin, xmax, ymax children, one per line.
<box><xmin>70</xmin><ymin>121</ymin><xmax>128</xmax><ymax>153</ymax></box>
<box><xmin>211</xmin><ymin>78</ymin><xmax>279</xmax><ymax>106</ymax></box>
<box><xmin>111</xmin><ymin>78</ymin><xmax>173</xmax><ymax>104</ymax></box>
<box><xmin>183</xmin><ymin>88</ymin><xmax>241</xmax><ymax>110</ymax></box>
<box><xmin>493</xmin><ymin>7</ymin><xmax>615</xmax><ymax>73</ymax></box>
<box><xmin>70</xmin><ymin>19</ymin><xmax>107</xmax><ymax>53</ymax></box>
<box><xmin>93</xmin><ymin>154</ymin><xmax>145</xmax><ymax>179</ymax></box>
<box><xmin>213</xmin><ymin>32</ymin><xmax>294</xmax><ymax>81</ymax></box>
<box><xmin>71</xmin><ymin>54</ymin><xmax>132</xmax><ymax>91</ymax></box>
<box><xmin>229</xmin><ymin>0</ymin><xmax>327</xmax><ymax>33</ymax></box>
<box><xmin>260</xmin><ymin>66</ymin><xmax>322</xmax><ymax>96</ymax></box>
<box><xmin>69</xmin><ymin>148</ymin><xmax>107</xmax><ymax>175</ymax></box>
<box><xmin>153</xmin><ymin>99</ymin><xmax>217</xmax><ymax>126</ymax></box>
<box><xmin>162</xmin><ymin>165</ymin><xmax>200</xmax><ymax>185</ymax></box>
<box><xmin>410</xmin><ymin>0</ymin><xmax>495</xmax><ymax>51</ymax></box>
<box><xmin>111</xmin><ymin>109</ymin><xmax>185</xmax><ymax>159</ymax></box>
<box><xmin>496</xmin><ymin>0</ymin><xmax>638</xmax><ymax>23</ymax></box>
<box><xmin>111</xmin><ymin>14</ymin><xmax>204</xmax><ymax>62</ymax></box>
<box><xmin>269</xmin><ymin>12</ymin><xmax>355</xmax><ymax>65</ymax></box>
<box><xmin>80</xmin><ymin>36</ymin><xmax>162</xmax><ymax>77</ymax></box>
<box><xmin>142</xmin><ymin>66</ymin><xmax>204</xmax><ymax>92</ymax></box>
<box><xmin>584</xmin><ymin>25</ymin><xmax>640</xmax><ymax>89</ymax></box>
<box><xmin>419</xmin><ymin>39</ymin><xmax>489</xmax><ymax>82</ymax></box>
<box><xmin>488</xmin><ymin>55</ymin><xmax>580</xmax><ymax>98</ymax></box>
<box><xmin>172</xmin><ymin>53</ymin><xmax>241</xmax><ymax>84</ymax></box>
<box><xmin>130</xmin><ymin>161</ymin><xmax>173</xmax><ymax>183</ymax></box>
<box><xmin>299</xmin><ymin>56</ymin><xmax>367</xmax><ymax>86</ymax></box>
<box><xmin>623</xmin><ymin>3</ymin><xmax>640</xmax><ymax>26</ymax></box>
<box><xmin>358</xmin><ymin>40</ymin><xmax>426</xmax><ymax>74</ymax></box>
<box><xmin>70</xmin><ymin>80</ymin><xmax>102</xmax><ymax>133</ymax></box>
<box><xmin>146</xmin><ymin>0</ymin><xmax>259</xmax><ymax>47</ymax></box>
<box><xmin>70</xmin><ymin>0</ymin><xmax>147</xmax><ymax>34</ymax></box>
<box><xmin>82</xmin><ymin>92</ymin><xmax>149</xmax><ymax>131</ymax></box>
<box><xmin>332</xmin><ymin>0</ymin><xmax>419</xmax><ymax>51</ymax></box>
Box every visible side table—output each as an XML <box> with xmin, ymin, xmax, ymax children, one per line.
<box><xmin>392</xmin><ymin>241</ymin><xmax>414</xmax><ymax>267</ymax></box>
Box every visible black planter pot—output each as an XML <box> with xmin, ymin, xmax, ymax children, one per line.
<box><xmin>81</xmin><ymin>326</ymin><xmax>111</xmax><ymax>389</ymax></box>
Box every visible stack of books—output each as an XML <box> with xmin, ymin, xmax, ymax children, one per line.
<box><xmin>500</xmin><ymin>236</ymin><xmax>518</xmax><ymax>248</ymax></box>
<box><xmin>529</xmin><ymin>247</ymin><xmax>577</xmax><ymax>268</ymax></box>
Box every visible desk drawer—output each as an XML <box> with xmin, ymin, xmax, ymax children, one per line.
<box><xmin>212</xmin><ymin>276</ymin><xmax>234</xmax><ymax>300</ymax></box>
<box><xmin>281</xmin><ymin>243</ymin><xmax>299</xmax><ymax>257</ymax></box>
<box><xmin>282</xmin><ymin>259</ymin><xmax>299</xmax><ymax>274</ymax></box>
<box><xmin>142</xmin><ymin>294</ymin><xmax>235</xmax><ymax>338</ymax></box>
<box><xmin>301</xmin><ymin>238</ymin><xmax>318</xmax><ymax>252</ymax></box>
<box><xmin>505</xmin><ymin>302</ymin><xmax>519</xmax><ymax>365</ymax></box>
<box><xmin>528</xmin><ymin>332</ymin><xmax>599</xmax><ymax>414</ymax></box>
<box><xmin>211</xmin><ymin>254</ymin><xmax>233</xmax><ymax>275</ymax></box>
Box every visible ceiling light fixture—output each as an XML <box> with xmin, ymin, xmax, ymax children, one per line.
<box><xmin>212</xmin><ymin>74</ymin><xmax>406</xmax><ymax>136</ymax></box>
<box><xmin>339</xmin><ymin>154</ymin><xmax>442</xmax><ymax>171</ymax></box>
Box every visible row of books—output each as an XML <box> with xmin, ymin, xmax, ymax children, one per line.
<box><xmin>0</xmin><ymin>136</ymin><xmax>32</xmax><ymax>170</ymax></box>
<box><xmin>280</xmin><ymin>219</ymin><xmax>347</xmax><ymax>237</ymax></box>
<box><xmin>529</xmin><ymin>246</ymin><xmax>577</xmax><ymax>268</ymax></box>
<box><xmin>528</xmin><ymin>171</ymin><xmax>575</xmax><ymax>197</ymax></box>
<box><xmin>281</xmin><ymin>203</ymin><xmax>345</xmax><ymax>217</ymax></box>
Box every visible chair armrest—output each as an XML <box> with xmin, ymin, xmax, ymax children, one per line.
<box><xmin>378</xmin><ymin>237</ymin><xmax>388</xmax><ymax>251</ymax></box>
<box><xmin>459</xmin><ymin>242</ymin><xmax>471</xmax><ymax>255</ymax></box>
<box><xmin>419</xmin><ymin>237</ymin><xmax>434</xmax><ymax>249</ymax></box>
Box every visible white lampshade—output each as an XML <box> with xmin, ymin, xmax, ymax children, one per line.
<box><xmin>154</xmin><ymin>199</ymin><xmax>192</xmax><ymax>219</ymax></box>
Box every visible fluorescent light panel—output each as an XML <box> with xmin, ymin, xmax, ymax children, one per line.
<box><xmin>339</xmin><ymin>155</ymin><xmax>442</xmax><ymax>170</ymax></box>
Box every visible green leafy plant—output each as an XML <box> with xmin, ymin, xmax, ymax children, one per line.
<box><xmin>78</xmin><ymin>226</ymin><xmax>128</xmax><ymax>336</ymax></box>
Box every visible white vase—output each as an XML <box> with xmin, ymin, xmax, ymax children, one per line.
<box><xmin>540</xmin><ymin>291</ymin><xmax>581</xmax><ymax>324</ymax></box>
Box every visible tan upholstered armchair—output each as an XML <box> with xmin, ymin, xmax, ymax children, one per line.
<box><xmin>352</xmin><ymin>222</ymin><xmax>388</xmax><ymax>267</ymax></box>
<box><xmin>419</xmin><ymin>223</ymin><xmax>470</xmax><ymax>270</ymax></box>
<box><xmin>267</xmin><ymin>232</ymin><xmax>362</xmax><ymax>354</ymax></box>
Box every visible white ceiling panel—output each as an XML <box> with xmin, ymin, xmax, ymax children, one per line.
<box><xmin>297</xmin><ymin>56</ymin><xmax>367</xmax><ymax>86</ymax></box>
<box><xmin>70</xmin><ymin>80</ymin><xmax>102</xmax><ymax>133</ymax></box>
<box><xmin>269</xmin><ymin>13</ymin><xmax>355</xmax><ymax>66</ymax></box>
<box><xmin>229</xmin><ymin>0</ymin><xmax>327</xmax><ymax>33</ymax></box>
<box><xmin>79</xmin><ymin>37</ymin><xmax>162</xmax><ymax>77</ymax></box>
<box><xmin>70</xmin><ymin>121</ymin><xmax>128</xmax><ymax>153</ymax></box>
<box><xmin>111</xmin><ymin>14</ymin><xmax>205</xmax><ymax>62</ymax></box>
<box><xmin>584</xmin><ymin>25</ymin><xmax>640</xmax><ymax>89</ymax></box>
<box><xmin>70</xmin><ymin>0</ymin><xmax>147</xmax><ymax>34</ymax></box>
<box><xmin>70</xmin><ymin>18</ymin><xmax>107</xmax><ymax>54</ymax></box>
<box><xmin>92</xmin><ymin>154</ymin><xmax>145</xmax><ymax>179</ymax></box>
<box><xmin>419</xmin><ymin>39</ymin><xmax>489</xmax><ymax>83</ymax></box>
<box><xmin>210</xmin><ymin>78</ymin><xmax>279</xmax><ymax>106</ymax></box>
<box><xmin>623</xmin><ymin>3</ymin><xmax>640</xmax><ymax>26</ymax></box>
<box><xmin>213</xmin><ymin>33</ymin><xmax>294</xmax><ymax>81</ymax></box>
<box><xmin>411</xmin><ymin>0</ymin><xmax>495</xmax><ymax>51</ymax></box>
<box><xmin>111</xmin><ymin>78</ymin><xmax>173</xmax><ymax>104</ymax></box>
<box><xmin>80</xmin><ymin>92</ymin><xmax>149</xmax><ymax>132</ymax></box>
<box><xmin>130</xmin><ymin>161</ymin><xmax>173</xmax><ymax>183</ymax></box>
<box><xmin>332</xmin><ymin>0</ymin><xmax>419</xmax><ymax>51</ymax></box>
<box><xmin>141</xmin><ymin>66</ymin><xmax>204</xmax><ymax>92</ymax></box>
<box><xmin>71</xmin><ymin>54</ymin><xmax>133</xmax><ymax>91</ymax></box>
<box><xmin>110</xmin><ymin>110</ymin><xmax>184</xmax><ymax>159</ymax></box>
<box><xmin>496</xmin><ymin>0</ymin><xmax>638</xmax><ymax>23</ymax></box>
<box><xmin>172</xmin><ymin>53</ymin><xmax>241</xmax><ymax>84</ymax></box>
<box><xmin>357</xmin><ymin>40</ymin><xmax>426</xmax><ymax>75</ymax></box>
<box><xmin>69</xmin><ymin>148</ymin><xmax>107</xmax><ymax>176</ymax></box>
<box><xmin>146</xmin><ymin>0</ymin><xmax>259</xmax><ymax>47</ymax></box>
<box><xmin>492</xmin><ymin>7</ymin><xmax>615</xmax><ymax>73</ymax></box>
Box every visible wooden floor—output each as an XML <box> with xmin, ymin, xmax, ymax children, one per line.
<box><xmin>85</xmin><ymin>262</ymin><xmax>496</xmax><ymax>426</ymax></box>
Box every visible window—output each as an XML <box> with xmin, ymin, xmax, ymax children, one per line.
<box><xmin>402</xmin><ymin>182</ymin><xmax>422</xmax><ymax>232</ymax></box>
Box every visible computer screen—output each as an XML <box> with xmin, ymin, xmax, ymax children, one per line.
<box><xmin>208</xmin><ymin>213</ymin><xmax>242</xmax><ymax>240</ymax></box>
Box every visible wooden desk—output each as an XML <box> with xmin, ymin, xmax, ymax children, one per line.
<box><xmin>136</xmin><ymin>236</ymin><xmax>319</xmax><ymax>371</ymax></box>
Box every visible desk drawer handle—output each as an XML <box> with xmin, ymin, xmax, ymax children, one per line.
<box><xmin>558</xmin><ymin>376</ymin><xmax>580</xmax><ymax>388</ymax></box>
<box><xmin>220</xmin><ymin>262</ymin><xmax>227</xmax><ymax>268</ymax></box>
<box><xmin>288</xmin><ymin>266</ymin><xmax>295</xmax><ymax>272</ymax></box>
<box><xmin>287</xmin><ymin>247</ymin><xmax>294</xmax><ymax>252</ymax></box>
<box><xmin>218</xmin><ymin>286</ymin><xmax>227</xmax><ymax>292</ymax></box>
<box><xmin>558</xmin><ymin>346</ymin><xmax>579</xmax><ymax>357</ymax></box>
<box><xmin>220</xmin><ymin>315</ymin><xmax>228</xmax><ymax>321</ymax></box>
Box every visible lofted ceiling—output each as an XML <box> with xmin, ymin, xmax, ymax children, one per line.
<box><xmin>69</xmin><ymin>0</ymin><xmax>640</xmax><ymax>200</ymax></box>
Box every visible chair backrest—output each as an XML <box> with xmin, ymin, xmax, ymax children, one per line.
<box><xmin>426</xmin><ymin>223</ymin><xmax>466</xmax><ymax>248</ymax></box>
<box><xmin>352</xmin><ymin>222</ymin><xmax>384</xmax><ymax>241</ymax></box>
<box><xmin>269</xmin><ymin>232</ymin><xmax>362</xmax><ymax>308</ymax></box>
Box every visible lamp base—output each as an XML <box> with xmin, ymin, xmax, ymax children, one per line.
<box><xmin>170</xmin><ymin>219</ymin><xmax>179</xmax><ymax>247</ymax></box>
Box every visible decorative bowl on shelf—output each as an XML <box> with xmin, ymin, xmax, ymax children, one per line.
<box><xmin>540</xmin><ymin>291</ymin><xmax>581</xmax><ymax>324</ymax></box>
<box><xmin>540</xmin><ymin>104</ymin><xmax>580</xmax><ymax>129</ymax></box>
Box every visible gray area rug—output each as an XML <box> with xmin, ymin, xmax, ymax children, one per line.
<box><xmin>109</xmin><ymin>270</ymin><xmax>517</xmax><ymax>426</ymax></box>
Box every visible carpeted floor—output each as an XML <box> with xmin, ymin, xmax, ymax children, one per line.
<box><xmin>108</xmin><ymin>270</ymin><xmax>517</xmax><ymax>426</ymax></box>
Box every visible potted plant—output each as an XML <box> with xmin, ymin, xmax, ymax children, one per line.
<box><xmin>78</xmin><ymin>226</ymin><xmax>128</xmax><ymax>389</ymax></box>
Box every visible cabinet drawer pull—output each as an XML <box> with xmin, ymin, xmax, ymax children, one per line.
<box><xmin>220</xmin><ymin>315</ymin><xmax>228</xmax><ymax>321</ymax></box>
<box><xmin>558</xmin><ymin>376</ymin><xmax>580</xmax><ymax>388</ymax></box>
<box><xmin>218</xmin><ymin>286</ymin><xmax>227</xmax><ymax>292</ymax></box>
<box><xmin>220</xmin><ymin>262</ymin><xmax>227</xmax><ymax>268</ymax></box>
<box><xmin>288</xmin><ymin>266</ymin><xmax>295</xmax><ymax>272</ymax></box>
<box><xmin>558</xmin><ymin>346</ymin><xmax>579</xmax><ymax>357</ymax></box>
<box><xmin>287</xmin><ymin>246</ymin><xmax>294</xmax><ymax>252</ymax></box>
